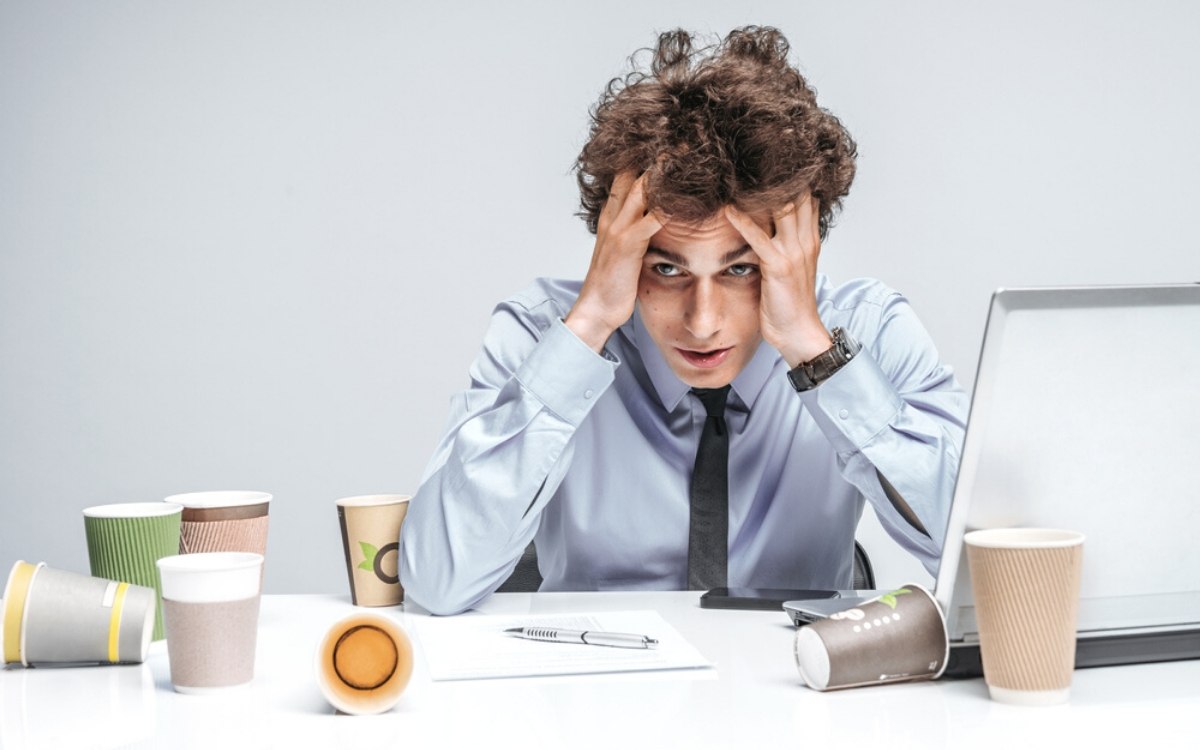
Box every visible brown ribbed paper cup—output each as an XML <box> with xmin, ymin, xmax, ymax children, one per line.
<box><xmin>336</xmin><ymin>495</ymin><xmax>410</xmax><ymax>607</ymax></box>
<box><xmin>794</xmin><ymin>584</ymin><xmax>948</xmax><ymax>691</ymax></box>
<box><xmin>166</xmin><ymin>491</ymin><xmax>271</xmax><ymax>560</ymax></box>
<box><xmin>965</xmin><ymin>528</ymin><xmax>1085</xmax><ymax>706</ymax></box>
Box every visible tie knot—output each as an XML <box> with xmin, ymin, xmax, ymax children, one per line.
<box><xmin>691</xmin><ymin>385</ymin><xmax>731</xmax><ymax>417</ymax></box>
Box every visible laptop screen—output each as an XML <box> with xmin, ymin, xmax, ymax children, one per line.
<box><xmin>933</xmin><ymin>284</ymin><xmax>1200</xmax><ymax>643</ymax></box>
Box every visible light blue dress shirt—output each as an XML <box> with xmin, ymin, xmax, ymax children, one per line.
<box><xmin>400</xmin><ymin>276</ymin><xmax>967</xmax><ymax>615</ymax></box>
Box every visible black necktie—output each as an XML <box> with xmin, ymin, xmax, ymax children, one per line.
<box><xmin>688</xmin><ymin>386</ymin><xmax>730</xmax><ymax>590</ymax></box>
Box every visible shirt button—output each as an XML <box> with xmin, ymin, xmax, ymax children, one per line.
<box><xmin>838</xmin><ymin>409</ymin><xmax>849</xmax><ymax>420</ymax></box>
<box><xmin>584</xmin><ymin>389</ymin><xmax>594</xmax><ymax>399</ymax></box>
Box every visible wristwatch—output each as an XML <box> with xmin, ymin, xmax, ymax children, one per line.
<box><xmin>786</xmin><ymin>327</ymin><xmax>861</xmax><ymax>392</ymax></box>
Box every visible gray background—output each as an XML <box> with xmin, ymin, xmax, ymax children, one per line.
<box><xmin>2</xmin><ymin>1</ymin><xmax>1197</xmax><ymax>594</ymax></box>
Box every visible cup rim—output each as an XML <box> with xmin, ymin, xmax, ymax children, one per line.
<box><xmin>84</xmin><ymin>502</ymin><xmax>183</xmax><ymax>519</ymax></box>
<box><xmin>964</xmin><ymin>527</ymin><xmax>1085</xmax><ymax>549</ymax></box>
<box><xmin>156</xmin><ymin>552</ymin><xmax>264</xmax><ymax>575</ymax></box>
<box><xmin>163</xmin><ymin>491</ymin><xmax>272</xmax><ymax>509</ymax></box>
<box><xmin>335</xmin><ymin>494</ymin><xmax>412</xmax><ymax>508</ymax></box>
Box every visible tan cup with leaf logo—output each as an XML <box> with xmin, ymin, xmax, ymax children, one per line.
<box><xmin>336</xmin><ymin>495</ymin><xmax>410</xmax><ymax>607</ymax></box>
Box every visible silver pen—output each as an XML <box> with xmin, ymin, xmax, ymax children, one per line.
<box><xmin>504</xmin><ymin>626</ymin><xmax>659</xmax><ymax>649</ymax></box>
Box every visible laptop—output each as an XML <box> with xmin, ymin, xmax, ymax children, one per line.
<box><xmin>790</xmin><ymin>283</ymin><xmax>1200</xmax><ymax>676</ymax></box>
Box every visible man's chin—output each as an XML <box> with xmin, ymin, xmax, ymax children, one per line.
<box><xmin>672</xmin><ymin>365</ymin><xmax>737</xmax><ymax>390</ymax></box>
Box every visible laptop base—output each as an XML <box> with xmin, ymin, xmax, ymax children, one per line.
<box><xmin>942</xmin><ymin>628</ymin><xmax>1200</xmax><ymax>678</ymax></box>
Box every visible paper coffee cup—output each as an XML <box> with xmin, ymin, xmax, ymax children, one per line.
<box><xmin>157</xmin><ymin>552</ymin><xmax>263</xmax><ymax>694</ymax></box>
<box><xmin>166</xmin><ymin>491</ymin><xmax>271</xmax><ymax>558</ymax></box>
<box><xmin>336</xmin><ymin>495</ymin><xmax>410</xmax><ymax>607</ymax></box>
<box><xmin>84</xmin><ymin>501</ymin><xmax>183</xmax><ymax>641</ymax></box>
<box><xmin>965</xmin><ymin>527</ymin><xmax>1084</xmax><ymax>706</ymax></box>
<box><xmin>315</xmin><ymin>612</ymin><xmax>414</xmax><ymax>714</ymax></box>
<box><xmin>2</xmin><ymin>561</ymin><xmax>156</xmax><ymax>666</ymax></box>
<box><xmin>794</xmin><ymin>584</ymin><xmax>948</xmax><ymax>691</ymax></box>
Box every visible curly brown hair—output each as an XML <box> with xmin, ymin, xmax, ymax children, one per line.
<box><xmin>575</xmin><ymin>26</ymin><xmax>857</xmax><ymax>239</ymax></box>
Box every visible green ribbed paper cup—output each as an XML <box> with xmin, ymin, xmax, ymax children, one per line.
<box><xmin>83</xmin><ymin>502</ymin><xmax>183</xmax><ymax>640</ymax></box>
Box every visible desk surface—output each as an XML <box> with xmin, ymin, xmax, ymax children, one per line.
<box><xmin>2</xmin><ymin>592</ymin><xmax>1197</xmax><ymax>749</ymax></box>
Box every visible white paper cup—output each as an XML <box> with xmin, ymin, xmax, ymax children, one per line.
<box><xmin>157</xmin><ymin>552</ymin><xmax>264</xmax><ymax>694</ymax></box>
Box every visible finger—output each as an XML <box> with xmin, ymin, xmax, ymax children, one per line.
<box><xmin>607</xmin><ymin>171</ymin><xmax>637</xmax><ymax>212</ymax></box>
<box><xmin>616</xmin><ymin>173</ymin><xmax>651</xmax><ymax>226</ymax></box>
<box><xmin>794</xmin><ymin>192</ymin><xmax>819</xmax><ymax>244</ymax></box>
<box><xmin>631</xmin><ymin>207</ymin><xmax>664</xmax><ymax>240</ymax></box>
<box><xmin>772</xmin><ymin>201</ymin><xmax>799</xmax><ymax>244</ymax></box>
<box><xmin>724</xmin><ymin>205</ymin><xmax>774</xmax><ymax>253</ymax></box>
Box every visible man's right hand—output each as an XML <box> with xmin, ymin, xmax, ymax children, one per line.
<box><xmin>565</xmin><ymin>172</ymin><xmax>663</xmax><ymax>352</ymax></box>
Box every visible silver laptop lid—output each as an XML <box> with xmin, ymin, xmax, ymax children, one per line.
<box><xmin>934</xmin><ymin>284</ymin><xmax>1200</xmax><ymax>643</ymax></box>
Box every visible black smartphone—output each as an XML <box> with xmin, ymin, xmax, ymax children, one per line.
<box><xmin>699</xmin><ymin>587</ymin><xmax>840</xmax><ymax>611</ymax></box>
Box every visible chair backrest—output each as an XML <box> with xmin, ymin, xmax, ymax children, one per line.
<box><xmin>497</xmin><ymin>541</ymin><xmax>876</xmax><ymax>593</ymax></box>
<box><xmin>495</xmin><ymin>542</ymin><xmax>544</xmax><ymax>593</ymax></box>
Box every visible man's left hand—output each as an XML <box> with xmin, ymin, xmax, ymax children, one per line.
<box><xmin>725</xmin><ymin>194</ymin><xmax>832</xmax><ymax>368</ymax></box>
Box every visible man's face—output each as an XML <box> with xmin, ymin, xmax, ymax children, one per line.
<box><xmin>637</xmin><ymin>212</ymin><xmax>764</xmax><ymax>389</ymax></box>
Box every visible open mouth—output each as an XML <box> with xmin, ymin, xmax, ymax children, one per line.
<box><xmin>677</xmin><ymin>347</ymin><xmax>732</xmax><ymax>369</ymax></box>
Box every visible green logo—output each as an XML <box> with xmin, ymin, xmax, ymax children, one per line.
<box><xmin>357</xmin><ymin>541</ymin><xmax>379</xmax><ymax>572</ymax></box>
<box><xmin>878</xmin><ymin>588</ymin><xmax>912</xmax><ymax>610</ymax></box>
<box><xmin>357</xmin><ymin>540</ymin><xmax>400</xmax><ymax>585</ymax></box>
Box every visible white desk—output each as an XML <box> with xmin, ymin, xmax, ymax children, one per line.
<box><xmin>2</xmin><ymin>592</ymin><xmax>1197</xmax><ymax>749</ymax></box>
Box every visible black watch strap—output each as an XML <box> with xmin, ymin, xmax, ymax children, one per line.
<box><xmin>786</xmin><ymin>327</ymin><xmax>861</xmax><ymax>392</ymax></box>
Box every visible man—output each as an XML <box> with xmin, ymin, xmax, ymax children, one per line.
<box><xmin>400</xmin><ymin>27</ymin><xmax>967</xmax><ymax>615</ymax></box>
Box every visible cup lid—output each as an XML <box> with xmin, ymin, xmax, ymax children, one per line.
<box><xmin>964</xmin><ymin>527</ymin><xmax>1085</xmax><ymax>549</ymax></box>
<box><xmin>156</xmin><ymin>552</ymin><xmax>264</xmax><ymax>603</ymax></box>
<box><xmin>84</xmin><ymin>502</ymin><xmax>183</xmax><ymax>518</ymax></box>
<box><xmin>163</xmin><ymin>491</ymin><xmax>272</xmax><ymax>509</ymax></box>
<box><xmin>335</xmin><ymin>494</ymin><xmax>412</xmax><ymax>507</ymax></box>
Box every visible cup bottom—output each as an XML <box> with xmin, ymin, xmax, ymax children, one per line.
<box><xmin>172</xmin><ymin>680</ymin><xmax>253</xmax><ymax>695</ymax></box>
<box><xmin>987</xmin><ymin>685</ymin><xmax>1070</xmax><ymax>706</ymax></box>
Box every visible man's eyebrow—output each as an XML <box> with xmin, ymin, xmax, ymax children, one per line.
<box><xmin>721</xmin><ymin>245</ymin><xmax>753</xmax><ymax>264</ymax></box>
<box><xmin>645</xmin><ymin>247</ymin><xmax>688</xmax><ymax>265</ymax></box>
<box><xmin>645</xmin><ymin>245</ymin><xmax>753</xmax><ymax>266</ymax></box>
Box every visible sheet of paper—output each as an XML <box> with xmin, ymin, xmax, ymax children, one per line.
<box><xmin>413</xmin><ymin>610</ymin><xmax>714</xmax><ymax>681</ymax></box>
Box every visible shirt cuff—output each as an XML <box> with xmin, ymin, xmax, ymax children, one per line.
<box><xmin>795</xmin><ymin>349</ymin><xmax>903</xmax><ymax>455</ymax></box>
<box><xmin>513</xmin><ymin>318</ymin><xmax>618</xmax><ymax>426</ymax></box>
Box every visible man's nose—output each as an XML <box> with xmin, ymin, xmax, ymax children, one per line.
<box><xmin>684</xmin><ymin>279</ymin><xmax>723</xmax><ymax>340</ymax></box>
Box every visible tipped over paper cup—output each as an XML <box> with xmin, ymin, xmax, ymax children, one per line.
<box><xmin>315</xmin><ymin>613</ymin><xmax>414</xmax><ymax>714</ymax></box>
<box><xmin>794</xmin><ymin>584</ymin><xmax>948</xmax><ymax>691</ymax></box>
<box><xmin>2</xmin><ymin>561</ymin><xmax>156</xmax><ymax>666</ymax></box>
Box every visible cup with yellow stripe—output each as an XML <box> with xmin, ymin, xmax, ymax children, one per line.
<box><xmin>2</xmin><ymin>561</ymin><xmax>156</xmax><ymax>666</ymax></box>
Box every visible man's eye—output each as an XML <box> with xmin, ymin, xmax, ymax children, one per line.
<box><xmin>727</xmin><ymin>264</ymin><xmax>758</xmax><ymax>278</ymax></box>
<box><xmin>653</xmin><ymin>263</ymin><xmax>682</xmax><ymax>277</ymax></box>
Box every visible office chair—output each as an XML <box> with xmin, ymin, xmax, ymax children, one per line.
<box><xmin>496</xmin><ymin>541</ymin><xmax>876</xmax><ymax>592</ymax></box>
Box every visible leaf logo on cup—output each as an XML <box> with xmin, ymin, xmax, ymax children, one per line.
<box><xmin>877</xmin><ymin>588</ymin><xmax>912</xmax><ymax>610</ymax></box>
<box><xmin>357</xmin><ymin>541</ymin><xmax>400</xmax><ymax>585</ymax></box>
<box><xmin>829</xmin><ymin>588</ymin><xmax>914</xmax><ymax>632</ymax></box>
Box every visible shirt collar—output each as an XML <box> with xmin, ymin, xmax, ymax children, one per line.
<box><xmin>631</xmin><ymin>307</ymin><xmax>780</xmax><ymax>414</ymax></box>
